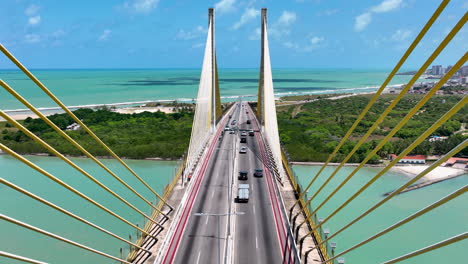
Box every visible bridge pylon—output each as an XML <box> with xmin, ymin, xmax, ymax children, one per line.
<box><xmin>256</xmin><ymin>8</ymin><xmax>284</xmax><ymax>182</ymax></box>
<box><xmin>184</xmin><ymin>8</ymin><xmax>222</xmax><ymax>181</ymax></box>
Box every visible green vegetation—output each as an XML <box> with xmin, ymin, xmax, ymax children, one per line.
<box><xmin>277</xmin><ymin>94</ymin><xmax>467</xmax><ymax>163</ymax></box>
<box><xmin>0</xmin><ymin>108</ymin><xmax>193</xmax><ymax>159</ymax></box>
<box><xmin>280</xmin><ymin>93</ymin><xmax>348</xmax><ymax>102</ymax></box>
<box><xmin>1</xmin><ymin>94</ymin><xmax>466</xmax><ymax>163</ymax></box>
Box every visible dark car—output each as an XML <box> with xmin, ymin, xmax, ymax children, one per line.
<box><xmin>238</xmin><ymin>171</ymin><xmax>248</xmax><ymax>180</ymax></box>
<box><xmin>254</xmin><ymin>169</ymin><xmax>263</xmax><ymax>177</ymax></box>
<box><xmin>249</xmin><ymin>130</ymin><xmax>255</xmax><ymax>136</ymax></box>
<box><xmin>246</xmin><ymin>120</ymin><xmax>251</xmax><ymax>124</ymax></box>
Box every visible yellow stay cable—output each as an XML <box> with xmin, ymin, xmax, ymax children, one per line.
<box><xmin>0</xmin><ymin>110</ymin><xmax>168</xmax><ymax>224</ymax></box>
<box><xmin>0</xmin><ymin>80</ymin><xmax>166</xmax><ymax>215</ymax></box>
<box><xmin>0</xmin><ymin>251</ymin><xmax>48</xmax><ymax>264</ymax></box>
<box><xmin>383</xmin><ymin>233</ymin><xmax>468</xmax><ymax>264</ymax></box>
<box><xmin>0</xmin><ymin>143</ymin><xmax>157</xmax><ymax>240</ymax></box>
<box><xmin>297</xmin><ymin>52</ymin><xmax>467</xmax><ymax>228</ymax></box>
<box><xmin>322</xmin><ymin>184</ymin><xmax>467</xmax><ymax>263</ymax></box>
<box><xmin>305</xmin><ymin>11</ymin><xmax>467</xmax><ymax>207</ymax></box>
<box><xmin>0</xmin><ymin>44</ymin><xmax>170</xmax><ymax>208</ymax></box>
<box><xmin>290</xmin><ymin>0</ymin><xmax>451</xmax><ymax>208</ymax></box>
<box><xmin>0</xmin><ymin>177</ymin><xmax>149</xmax><ymax>252</ymax></box>
<box><xmin>305</xmin><ymin>137</ymin><xmax>468</xmax><ymax>253</ymax></box>
<box><xmin>0</xmin><ymin>214</ymin><xmax>133</xmax><ymax>264</ymax></box>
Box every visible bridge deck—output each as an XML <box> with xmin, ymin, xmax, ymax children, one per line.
<box><xmin>153</xmin><ymin>102</ymin><xmax>298</xmax><ymax>263</ymax></box>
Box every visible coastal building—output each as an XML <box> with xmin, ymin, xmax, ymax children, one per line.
<box><xmin>459</xmin><ymin>65</ymin><xmax>468</xmax><ymax>76</ymax></box>
<box><xmin>442</xmin><ymin>157</ymin><xmax>468</xmax><ymax>169</ymax></box>
<box><xmin>432</xmin><ymin>65</ymin><xmax>443</xmax><ymax>75</ymax></box>
<box><xmin>445</xmin><ymin>65</ymin><xmax>452</xmax><ymax>73</ymax></box>
<box><xmin>428</xmin><ymin>136</ymin><xmax>448</xmax><ymax>142</ymax></box>
<box><xmin>462</xmin><ymin>77</ymin><xmax>468</xmax><ymax>84</ymax></box>
<box><xmin>66</xmin><ymin>123</ymin><xmax>81</xmax><ymax>131</ymax></box>
<box><xmin>389</xmin><ymin>154</ymin><xmax>426</xmax><ymax>164</ymax></box>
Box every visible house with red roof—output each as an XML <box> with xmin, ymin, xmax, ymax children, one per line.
<box><xmin>442</xmin><ymin>157</ymin><xmax>468</xmax><ymax>169</ymax></box>
<box><xmin>389</xmin><ymin>154</ymin><xmax>426</xmax><ymax>164</ymax></box>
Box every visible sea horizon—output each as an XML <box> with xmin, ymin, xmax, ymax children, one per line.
<box><xmin>0</xmin><ymin>68</ymin><xmax>424</xmax><ymax>111</ymax></box>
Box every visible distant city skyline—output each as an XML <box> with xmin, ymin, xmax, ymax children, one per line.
<box><xmin>0</xmin><ymin>0</ymin><xmax>467</xmax><ymax>69</ymax></box>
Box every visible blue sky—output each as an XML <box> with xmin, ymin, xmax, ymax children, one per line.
<box><xmin>0</xmin><ymin>0</ymin><xmax>466</xmax><ymax>69</ymax></box>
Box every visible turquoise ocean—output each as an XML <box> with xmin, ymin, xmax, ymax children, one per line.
<box><xmin>0</xmin><ymin>69</ymin><xmax>465</xmax><ymax>264</ymax></box>
<box><xmin>0</xmin><ymin>68</ymin><xmax>423</xmax><ymax>110</ymax></box>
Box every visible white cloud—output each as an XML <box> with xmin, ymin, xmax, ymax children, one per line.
<box><xmin>98</xmin><ymin>29</ymin><xmax>112</xmax><ymax>41</ymax></box>
<box><xmin>232</xmin><ymin>8</ymin><xmax>260</xmax><ymax>30</ymax></box>
<box><xmin>176</xmin><ymin>26</ymin><xmax>207</xmax><ymax>40</ymax></box>
<box><xmin>318</xmin><ymin>9</ymin><xmax>339</xmax><ymax>16</ymax></box>
<box><xmin>25</xmin><ymin>4</ymin><xmax>40</xmax><ymax>16</ymax></box>
<box><xmin>284</xmin><ymin>41</ymin><xmax>299</xmax><ymax>49</ymax></box>
<box><xmin>215</xmin><ymin>0</ymin><xmax>236</xmax><ymax>14</ymax></box>
<box><xmin>191</xmin><ymin>42</ymin><xmax>204</xmax><ymax>49</ymax></box>
<box><xmin>123</xmin><ymin>0</ymin><xmax>159</xmax><ymax>14</ymax></box>
<box><xmin>269</xmin><ymin>11</ymin><xmax>297</xmax><ymax>38</ymax></box>
<box><xmin>354</xmin><ymin>12</ymin><xmax>372</xmax><ymax>32</ymax></box>
<box><xmin>28</xmin><ymin>15</ymin><xmax>41</xmax><ymax>26</ymax></box>
<box><xmin>24</xmin><ymin>34</ymin><xmax>40</xmax><ymax>43</ymax></box>
<box><xmin>354</xmin><ymin>0</ymin><xmax>404</xmax><ymax>32</ymax></box>
<box><xmin>370</xmin><ymin>0</ymin><xmax>403</xmax><ymax>13</ymax></box>
<box><xmin>52</xmin><ymin>29</ymin><xmax>66</xmax><ymax>38</ymax></box>
<box><xmin>283</xmin><ymin>35</ymin><xmax>325</xmax><ymax>52</ymax></box>
<box><xmin>310</xmin><ymin>36</ymin><xmax>324</xmax><ymax>45</ymax></box>
<box><xmin>391</xmin><ymin>29</ymin><xmax>411</xmax><ymax>41</ymax></box>
<box><xmin>277</xmin><ymin>11</ymin><xmax>297</xmax><ymax>27</ymax></box>
<box><xmin>249</xmin><ymin>27</ymin><xmax>261</xmax><ymax>40</ymax></box>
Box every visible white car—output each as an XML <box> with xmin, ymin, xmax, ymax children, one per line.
<box><xmin>239</xmin><ymin>146</ymin><xmax>247</xmax><ymax>154</ymax></box>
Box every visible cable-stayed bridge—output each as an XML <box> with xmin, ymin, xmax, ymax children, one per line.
<box><xmin>0</xmin><ymin>2</ymin><xmax>466</xmax><ymax>264</ymax></box>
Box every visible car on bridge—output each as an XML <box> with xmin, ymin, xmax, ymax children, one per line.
<box><xmin>254</xmin><ymin>169</ymin><xmax>263</xmax><ymax>177</ymax></box>
<box><xmin>246</xmin><ymin>120</ymin><xmax>251</xmax><ymax>124</ymax></box>
<box><xmin>236</xmin><ymin>184</ymin><xmax>249</xmax><ymax>203</ymax></box>
<box><xmin>238</xmin><ymin>171</ymin><xmax>248</xmax><ymax>180</ymax></box>
<box><xmin>231</xmin><ymin>119</ymin><xmax>237</xmax><ymax>125</ymax></box>
<box><xmin>241</xmin><ymin>131</ymin><xmax>247</xmax><ymax>136</ymax></box>
<box><xmin>249</xmin><ymin>130</ymin><xmax>255</xmax><ymax>136</ymax></box>
<box><xmin>240</xmin><ymin>136</ymin><xmax>247</xmax><ymax>143</ymax></box>
<box><xmin>239</xmin><ymin>146</ymin><xmax>247</xmax><ymax>153</ymax></box>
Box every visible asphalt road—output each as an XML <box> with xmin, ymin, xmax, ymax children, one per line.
<box><xmin>162</xmin><ymin>102</ymin><xmax>284</xmax><ymax>264</ymax></box>
<box><xmin>234</xmin><ymin>103</ymin><xmax>283</xmax><ymax>264</ymax></box>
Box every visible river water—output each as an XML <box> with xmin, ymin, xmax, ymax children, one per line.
<box><xmin>293</xmin><ymin>165</ymin><xmax>468</xmax><ymax>264</ymax></box>
<box><xmin>1</xmin><ymin>155</ymin><xmax>466</xmax><ymax>263</ymax></box>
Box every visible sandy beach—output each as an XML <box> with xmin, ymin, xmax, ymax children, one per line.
<box><xmin>0</xmin><ymin>105</ymin><xmax>176</xmax><ymax>121</ymax></box>
<box><xmin>391</xmin><ymin>165</ymin><xmax>467</xmax><ymax>181</ymax></box>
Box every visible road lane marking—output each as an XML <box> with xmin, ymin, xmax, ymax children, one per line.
<box><xmin>196</xmin><ymin>251</ymin><xmax>201</xmax><ymax>264</ymax></box>
<box><xmin>256</xmin><ymin>236</ymin><xmax>258</xmax><ymax>249</ymax></box>
<box><xmin>211</xmin><ymin>190</ymin><xmax>215</xmax><ymax>199</ymax></box>
<box><xmin>205</xmin><ymin>216</ymin><xmax>209</xmax><ymax>225</ymax></box>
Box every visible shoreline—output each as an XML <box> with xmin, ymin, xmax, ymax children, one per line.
<box><xmin>291</xmin><ymin>161</ymin><xmax>467</xmax><ymax>181</ymax></box>
<box><xmin>0</xmin><ymin>151</ymin><xmax>182</xmax><ymax>162</ymax></box>
<box><xmin>0</xmin><ymin>89</ymin><xmax>388</xmax><ymax>121</ymax></box>
<box><xmin>2</xmin><ymin>152</ymin><xmax>466</xmax><ymax>181</ymax></box>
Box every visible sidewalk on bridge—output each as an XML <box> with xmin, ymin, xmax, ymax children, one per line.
<box><xmin>279</xmin><ymin>176</ymin><xmax>323</xmax><ymax>263</ymax></box>
<box><xmin>139</xmin><ymin>177</ymin><xmax>186</xmax><ymax>264</ymax></box>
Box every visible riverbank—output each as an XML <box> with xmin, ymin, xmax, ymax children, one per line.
<box><xmin>0</xmin><ymin>151</ymin><xmax>183</xmax><ymax>161</ymax></box>
<box><xmin>0</xmin><ymin>105</ymin><xmax>180</xmax><ymax>121</ymax></box>
<box><xmin>291</xmin><ymin>161</ymin><xmax>467</xmax><ymax>181</ymax></box>
<box><xmin>390</xmin><ymin>165</ymin><xmax>466</xmax><ymax>181</ymax></box>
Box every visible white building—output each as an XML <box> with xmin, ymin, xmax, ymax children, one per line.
<box><xmin>432</xmin><ymin>65</ymin><xmax>443</xmax><ymax>75</ymax></box>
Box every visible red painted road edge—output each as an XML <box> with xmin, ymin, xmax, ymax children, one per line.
<box><xmin>248</xmin><ymin>104</ymin><xmax>292</xmax><ymax>261</ymax></box>
<box><xmin>162</xmin><ymin>110</ymin><xmax>232</xmax><ymax>264</ymax></box>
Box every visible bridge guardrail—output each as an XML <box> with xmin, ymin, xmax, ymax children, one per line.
<box><xmin>126</xmin><ymin>157</ymin><xmax>186</xmax><ymax>263</ymax></box>
<box><xmin>281</xmin><ymin>149</ymin><xmax>335</xmax><ymax>263</ymax></box>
